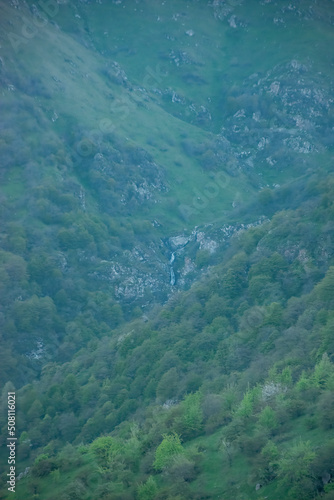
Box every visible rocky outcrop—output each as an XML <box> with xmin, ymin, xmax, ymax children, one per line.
<box><xmin>88</xmin><ymin>216</ymin><xmax>268</xmax><ymax>305</ymax></box>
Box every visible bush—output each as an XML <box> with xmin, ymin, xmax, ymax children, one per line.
<box><xmin>166</xmin><ymin>455</ymin><xmax>197</xmax><ymax>483</ymax></box>
<box><xmin>63</xmin><ymin>479</ymin><xmax>86</xmax><ymax>500</ymax></box>
<box><xmin>153</xmin><ymin>433</ymin><xmax>184</xmax><ymax>471</ymax></box>
<box><xmin>137</xmin><ymin>476</ymin><xmax>158</xmax><ymax>500</ymax></box>
<box><xmin>32</xmin><ymin>455</ymin><xmax>58</xmax><ymax>477</ymax></box>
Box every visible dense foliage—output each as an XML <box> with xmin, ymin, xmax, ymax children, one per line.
<box><xmin>1</xmin><ymin>0</ymin><xmax>334</xmax><ymax>499</ymax></box>
<box><xmin>1</xmin><ymin>170</ymin><xmax>334</xmax><ymax>499</ymax></box>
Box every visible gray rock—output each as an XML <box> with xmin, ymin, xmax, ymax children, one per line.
<box><xmin>322</xmin><ymin>472</ymin><xmax>331</xmax><ymax>485</ymax></box>
<box><xmin>17</xmin><ymin>467</ymin><xmax>30</xmax><ymax>481</ymax></box>
<box><xmin>169</xmin><ymin>235</ymin><xmax>190</xmax><ymax>249</ymax></box>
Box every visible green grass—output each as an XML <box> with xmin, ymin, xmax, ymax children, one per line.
<box><xmin>187</xmin><ymin>432</ymin><xmax>254</xmax><ymax>500</ymax></box>
<box><xmin>1</xmin><ymin>0</ymin><xmax>333</xmax><ymax>236</ymax></box>
<box><xmin>183</xmin><ymin>411</ymin><xmax>334</xmax><ymax>500</ymax></box>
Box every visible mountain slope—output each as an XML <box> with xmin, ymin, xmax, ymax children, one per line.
<box><xmin>1</xmin><ymin>167</ymin><xmax>334</xmax><ymax>499</ymax></box>
<box><xmin>1</xmin><ymin>0</ymin><xmax>333</xmax><ymax>382</ymax></box>
<box><xmin>1</xmin><ymin>0</ymin><xmax>334</xmax><ymax>499</ymax></box>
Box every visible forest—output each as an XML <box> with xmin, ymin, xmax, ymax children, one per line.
<box><xmin>0</xmin><ymin>0</ymin><xmax>334</xmax><ymax>499</ymax></box>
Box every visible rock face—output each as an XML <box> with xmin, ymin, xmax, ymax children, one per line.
<box><xmin>151</xmin><ymin>53</ymin><xmax>332</xmax><ymax>189</ymax></box>
<box><xmin>17</xmin><ymin>467</ymin><xmax>30</xmax><ymax>482</ymax></box>
<box><xmin>26</xmin><ymin>340</ymin><xmax>45</xmax><ymax>360</ymax></box>
<box><xmin>196</xmin><ymin>232</ymin><xmax>218</xmax><ymax>254</ymax></box>
<box><xmin>89</xmin><ymin>245</ymin><xmax>169</xmax><ymax>302</ymax></box>
<box><xmin>86</xmin><ymin>215</ymin><xmax>268</xmax><ymax>307</ymax></box>
<box><xmin>169</xmin><ymin>235</ymin><xmax>191</xmax><ymax>249</ymax></box>
<box><xmin>322</xmin><ymin>472</ymin><xmax>331</xmax><ymax>485</ymax></box>
<box><xmin>219</xmin><ymin>58</ymin><xmax>333</xmax><ymax>181</ymax></box>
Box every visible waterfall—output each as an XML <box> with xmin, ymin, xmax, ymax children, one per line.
<box><xmin>170</xmin><ymin>252</ymin><xmax>176</xmax><ymax>285</ymax></box>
